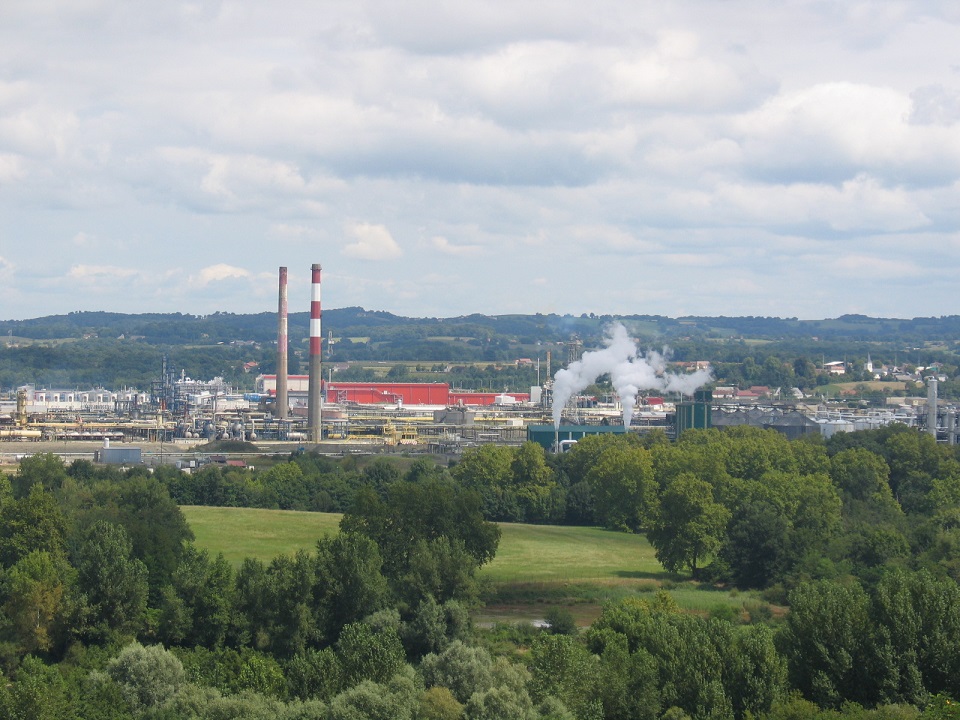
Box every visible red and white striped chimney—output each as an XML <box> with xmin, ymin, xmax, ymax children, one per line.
<box><xmin>276</xmin><ymin>266</ymin><xmax>288</xmax><ymax>420</ymax></box>
<box><xmin>307</xmin><ymin>263</ymin><xmax>323</xmax><ymax>442</ymax></box>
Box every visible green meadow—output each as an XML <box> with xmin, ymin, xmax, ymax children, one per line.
<box><xmin>181</xmin><ymin>506</ymin><xmax>342</xmax><ymax>565</ymax></box>
<box><xmin>181</xmin><ymin>506</ymin><xmax>755</xmax><ymax>623</ymax></box>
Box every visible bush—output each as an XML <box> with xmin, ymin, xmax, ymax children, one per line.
<box><xmin>544</xmin><ymin>607</ymin><xmax>578</xmax><ymax>636</ymax></box>
<box><xmin>106</xmin><ymin>642</ymin><xmax>186</xmax><ymax>712</ymax></box>
<box><xmin>337</xmin><ymin>623</ymin><xmax>406</xmax><ymax>688</ymax></box>
<box><xmin>421</xmin><ymin>641</ymin><xmax>494</xmax><ymax>705</ymax></box>
<box><xmin>417</xmin><ymin>687</ymin><xmax>464</xmax><ymax>720</ymax></box>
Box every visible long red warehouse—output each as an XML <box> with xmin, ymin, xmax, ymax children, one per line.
<box><xmin>326</xmin><ymin>382</ymin><xmax>450</xmax><ymax>405</ymax></box>
<box><xmin>258</xmin><ymin>376</ymin><xmax>530</xmax><ymax>406</ymax></box>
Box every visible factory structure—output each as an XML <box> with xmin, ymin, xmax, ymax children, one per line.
<box><xmin>0</xmin><ymin>264</ymin><xmax>954</xmax><ymax>460</ymax></box>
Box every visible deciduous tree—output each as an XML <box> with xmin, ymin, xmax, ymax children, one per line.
<box><xmin>648</xmin><ymin>474</ymin><xmax>729</xmax><ymax>578</ymax></box>
<box><xmin>586</xmin><ymin>443</ymin><xmax>657</xmax><ymax>532</ymax></box>
<box><xmin>72</xmin><ymin>520</ymin><xmax>148</xmax><ymax>642</ymax></box>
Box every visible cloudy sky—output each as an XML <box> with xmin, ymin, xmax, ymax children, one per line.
<box><xmin>1</xmin><ymin>1</ymin><xmax>959</xmax><ymax>321</ymax></box>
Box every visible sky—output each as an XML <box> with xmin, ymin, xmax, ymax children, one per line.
<box><xmin>1</xmin><ymin>1</ymin><xmax>959</xmax><ymax>321</ymax></box>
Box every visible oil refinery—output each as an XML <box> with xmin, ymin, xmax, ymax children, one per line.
<box><xmin>1</xmin><ymin>264</ymin><xmax>947</xmax><ymax>467</ymax></box>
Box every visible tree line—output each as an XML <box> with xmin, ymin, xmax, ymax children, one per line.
<box><xmin>8</xmin><ymin>309</ymin><xmax>960</xmax><ymax>345</ymax></box>
<box><xmin>448</xmin><ymin>424</ymin><xmax>960</xmax><ymax>595</ymax></box>
<box><xmin>163</xmin><ymin>424</ymin><xmax>960</xmax><ymax>595</ymax></box>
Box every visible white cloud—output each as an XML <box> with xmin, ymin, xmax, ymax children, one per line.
<box><xmin>71</xmin><ymin>231</ymin><xmax>97</xmax><ymax>247</ymax></box>
<box><xmin>67</xmin><ymin>264</ymin><xmax>139</xmax><ymax>280</ymax></box>
<box><xmin>734</xmin><ymin>82</ymin><xmax>960</xmax><ymax>184</ymax></box>
<box><xmin>910</xmin><ymin>84</ymin><xmax>960</xmax><ymax>126</ymax></box>
<box><xmin>716</xmin><ymin>175</ymin><xmax>931</xmax><ymax>233</ymax></box>
<box><xmin>604</xmin><ymin>30</ymin><xmax>772</xmax><ymax>111</ymax></box>
<box><xmin>268</xmin><ymin>223</ymin><xmax>319</xmax><ymax>242</ymax></box>
<box><xmin>429</xmin><ymin>235</ymin><xmax>480</xmax><ymax>256</ymax></box>
<box><xmin>829</xmin><ymin>254</ymin><xmax>924</xmax><ymax>279</ymax></box>
<box><xmin>1</xmin><ymin>1</ymin><xmax>959</xmax><ymax>320</ymax></box>
<box><xmin>150</xmin><ymin>147</ymin><xmax>334</xmax><ymax>211</ymax></box>
<box><xmin>342</xmin><ymin>223</ymin><xmax>402</xmax><ymax>260</ymax></box>
<box><xmin>0</xmin><ymin>153</ymin><xmax>25</xmax><ymax>184</ymax></box>
<box><xmin>190</xmin><ymin>264</ymin><xmax>252</xmax><ymax>286</ymax></box>
<box><xmin>571</xmin><ymin>225</ymin><xmax>660</xmax><ymax>254</ymax></box>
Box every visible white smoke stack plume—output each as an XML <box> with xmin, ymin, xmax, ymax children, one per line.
<box><xmin>551</xmin><ymin>322</ymin><xmax>712</xmax><ymax>429</ymax></box>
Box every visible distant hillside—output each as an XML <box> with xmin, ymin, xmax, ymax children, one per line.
<box><xmin>4</xmin><ymin>309</ymin><xmax>960</xmax><ymax>345</ymax></box>
<box><xmin>2</xmin><ymin>309</ymin><xmax>960</xmax><ymax>392</ymax></box>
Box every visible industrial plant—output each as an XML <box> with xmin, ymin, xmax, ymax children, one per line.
<box><xmin>1</xmin><ymin>265</ymin><xmax>956</xmax><ymax>467</ymax></box>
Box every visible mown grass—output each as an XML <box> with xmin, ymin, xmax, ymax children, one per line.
<box><xmin>181</xmin><ymin>506</ymin><xmax>761</xmax><ymax>623</ymax></box>
<box><xmin>181</xmin><ymin>506</ymin><xmax>342</xmax><ymax>565</ymax></box>
<box><xmin>484</xmin><ymin>524</ymin><xmax>663</xmax><ymax>583</ymax></box>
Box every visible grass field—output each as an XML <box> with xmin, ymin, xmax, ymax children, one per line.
<box><xmin>180</xmin><ymin>507</ymin><xmax>662</xmax><ymax>582</ymax></box>
<box><xmin>181</xmin><ymin>506</ymin><xmax>755</xmax><ymax>624</ymax></box>
<box><xmin>182</xmin><ymin>506</ymin><xmax>342</xmax><ymax>565</ymax></box>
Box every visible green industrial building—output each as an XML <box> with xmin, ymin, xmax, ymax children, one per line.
<box><xmin>674</xmin><ymin>389</ymin><xmax>713</xmax><ymax>437</ymax></box>
<box><xmin>527</xmin><ymin>424</ymin><xmax>627</xmax><ymax>451</ymax></box>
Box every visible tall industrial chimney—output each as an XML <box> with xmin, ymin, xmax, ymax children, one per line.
<box><xmin>276</xmin><ymin>267</ymin><xmax>289</xmax><ymax>420</ymax></box>
<box><xmin>307</xmin><ymin>264</ymin><xmax>323</xmax><ymax>442</ymax></box>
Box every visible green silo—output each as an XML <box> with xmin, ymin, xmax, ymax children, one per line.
<box><xmin>675</xmin><ymin>389</ymin><xmax>712</xmax><ymax>436</ymax></box>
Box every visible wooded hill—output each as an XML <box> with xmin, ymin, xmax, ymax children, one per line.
<box><xmin>5</xmin><ymin>309</ymin><xmax>960</xmax><ymax>346</ymax></box>
<box><xmin>3</xmin><ymin>309</ymin><xmax>960</xmax><ymax>395</ymax></box>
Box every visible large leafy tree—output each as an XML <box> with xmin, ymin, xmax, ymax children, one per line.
<box><xmin>718</xmin><ymin>469</ymin><xmax>841</xmax><ymax>587</ymax></box>
<box><xmin>157</xmin><ymin>545</ymin><xmax>234</xmax><ymax>648</ymax></box>
<box><xmin>341</xmin><ymin>474</ymin><xmax>500</xmax><ymax>605</ymax></box>
<box><xmin>871</xmin><ymin>569</ymin><xmax>960</xmax><ymax>703</ymax></box>
<box><xmin>12</xmin><ymin>453</ymin><xmax>67</xmax><ymax>498</ymax></box>
<box><xmin>831</xmin><ymin>447</ymin><xmax>896</xmax><ymax>506</ymax></box>
<box><xmin>510</xmin><ymin>442</ymin><xmax>560</xmax><ymax>523</ymax></box>
<box><xmin>884</xmin><ymin>430</ymin><xmax>943</xmax><ymax>513</ymax></box>
<box><xmin>722</xmin><ymin>499</ymin><xmax>791</xmax><ymax>588</ymax></box>
<box><xmin>0</xmin><ymin>484</ymin><xmax>67</xmax><ymax>569</ymax></box>
<box><xmin>648</xmin><ymin>473</ymin><xmax>729</xmax><ymax>578</ymax></box>
<box><xmin>651</xmin><ymin>436</ymin><xmax>731</xmax><ymax>492</ymax></box>
<box><xmin>717</xmin><ymin>426</ymin><xmax>799</xmax><ymax>481</ymax></box>
<box><xmin>72</xmin><ymin>520</ymin><xmax>149</xmax><ymax>642</ymax></box>
<box><xmin>564</xmin><ymin>433</ymin><xmax>638</xmax><ymax>487</ymax></box>
<box><xmin>728</xmin><ymin>624</ymin><xmax>788</xmax><ymax>718</ymax></box>
<box><xmin>1</xmin><ymin>550</ymin><xmax>73</xmax><ymax>655</ymax></box>
<box><xmin>75</xmin><ymin>474</ymin><xmax>193</xmax><ymax>602</ymax></box>
<box><xmin>778</xmin><ymin>580</ymin><xmax>875</xmax><ymax>708</ymax></box>
<box><xmin>314</xmin><ymin>531</ymin><xmax>390</xmax><ymax>641</ymax></box>
<box><xmin>451</xmin><ymin>444</ymin><xmax>514</xmax><ymax>520</ymax></box>
<box><xmin>585</xmin><ymin>443</ymin><xmax>657</xmax><ymax>532</ymax></box>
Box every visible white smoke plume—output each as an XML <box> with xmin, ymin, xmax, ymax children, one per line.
<box><xmin>551</xmin><ymin>323</ymin><xmax>713</xmax><ymax>428</ymax></box>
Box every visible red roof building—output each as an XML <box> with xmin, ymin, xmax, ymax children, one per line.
<box><xmin>326</xmin><ymin>382</ymin><xmax>450</xmax><ymax>405</ymax></box>
<box><xmin>259</xmin><ymin>375</ymin><xmax>532</xmax><ymax>407</ymax></box>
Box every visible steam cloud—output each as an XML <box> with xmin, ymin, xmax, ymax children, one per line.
<box><xmin>551</xmin><ymin>323</ymin><xmax>713</xmax><ymax>428</ymax></box>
